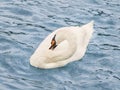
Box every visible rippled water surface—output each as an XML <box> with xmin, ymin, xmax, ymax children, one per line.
<box><xmin>0</xmin><ymin>0</ymin><xmax>120</xmax><ymax>90</ymax></box>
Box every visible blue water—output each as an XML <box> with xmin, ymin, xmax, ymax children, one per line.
<box><xmin>0</xmin><ymin>0</ymin><xmax>120</xmax><ymax>90</ymax></box>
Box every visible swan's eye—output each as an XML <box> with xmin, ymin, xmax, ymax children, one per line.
<box><xmin>49</xmin><ymin>34</ymin><xmax>57</xmax><ymax>50</ymax></box>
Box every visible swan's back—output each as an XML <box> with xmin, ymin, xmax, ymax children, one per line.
<box><xmin>68</xmin><ymin>21</ymin><xmax>94</xmax><ymax>61</ymax></box>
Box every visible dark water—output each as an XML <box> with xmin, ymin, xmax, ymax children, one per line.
<box><xmin>0</xmin><ymin>0</ymin><xmax>120</xmax><ymax>90</ymax></box>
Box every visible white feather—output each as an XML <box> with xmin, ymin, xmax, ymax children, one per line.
<box><xmin>30</xmin><ymin>21</ymin><xmax>94</xmax><ymax>69</ymax></box>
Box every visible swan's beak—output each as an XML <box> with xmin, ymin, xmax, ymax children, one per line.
<box><xmin>49</xmin><ymin>34</ymin><xmax>57</xmax><ymax>50</ymax></box>
<box><xmin>49</xmin><ymin>40</ymin><xmax>57</xmax><ymax>50</ymax></box>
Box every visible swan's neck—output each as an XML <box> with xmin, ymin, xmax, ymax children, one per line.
<box><xmin>48</xmin><ymin>31</ymin><xmax>77</xmax><ymax>62</ymax></box>
<box><xmin>63</xmin><ymin>34</ymin><xmax>77</xmax><ymax>58</ymax></box>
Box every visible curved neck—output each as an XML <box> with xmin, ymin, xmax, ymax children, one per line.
<box><xmin>49</xmin><ymin>31</ymin><xmax>77</xmax><ymax>62</ymax></box>
<box><xmin>63</xmin><ymin>34</ymin><xmax>77</xmax><ymax>59</ymax></box>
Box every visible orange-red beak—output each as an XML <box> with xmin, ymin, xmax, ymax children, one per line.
<box><xmin>49</xmin><ymin>34</ymin><xmax>57</xmax><ymax>50</ymax></box>
<box><xmin>49</xmin><ymin>40</ymin><xmax>57</xmax><ymax>50</ymax></box>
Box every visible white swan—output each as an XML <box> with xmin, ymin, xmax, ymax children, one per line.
<box><xmin>30</xmin><ymin>21</ymin><xmax>94</xmax><ymax>69</ymax></box>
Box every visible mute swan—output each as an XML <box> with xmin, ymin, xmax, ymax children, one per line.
<box><xmin>30</xmin><ymin>21</ymin><xmax>94</xmax><ymax>69</ymax></box>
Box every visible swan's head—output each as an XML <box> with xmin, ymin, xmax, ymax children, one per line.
<box><xmin>49</xmin><ymin>34</ymin><xmax>57</xmax><ymax>50</ymax></box>
<box><xmin>49</xmin><ymin>31</ymin><xmax>66</xmax><ymax>50</ymax></box>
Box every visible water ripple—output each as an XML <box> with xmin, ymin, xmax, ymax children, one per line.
<box><xmin>0</xmin><ymin>0</ymin><xmax>120</xmax><ymax>90</ymax></box>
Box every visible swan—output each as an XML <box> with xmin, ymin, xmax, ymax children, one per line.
<box><xmin>30</xmin><ymin>21</ymin><xmax>94</xmax><ymax>69</ymax></box>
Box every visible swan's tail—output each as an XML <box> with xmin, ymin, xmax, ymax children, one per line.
<box><xmin>83</xmin><ymin>20</ymin><xmax>94</xmax><ymax>31</ymax></box>
<box><xmin>86</xmin><ymin>20</ymin><xmax>94</xmax><ymax>29</ymax></box>
<box><xmin>80</xmin><ymin>20</ymin><xmax>94</xmax><ymax>47</ymax></box>
<box><xmin>89</xmin><ymin>20</ymin><xmax>94</xmax><ymax>25</ymax></box>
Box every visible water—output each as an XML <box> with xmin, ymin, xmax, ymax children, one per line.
<box><xmin>0</xmin><ymin>0</ymin><xmax>120</xmax><ymax>90</ymax></box>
